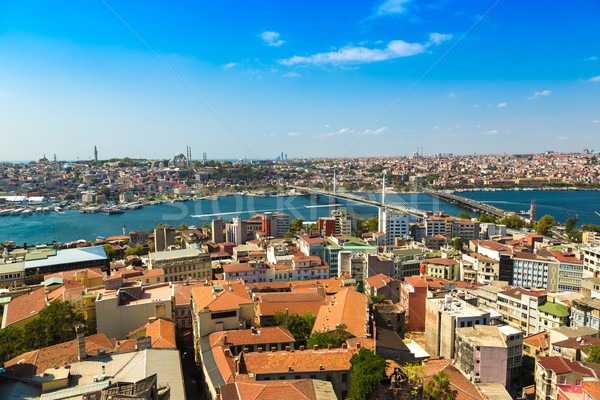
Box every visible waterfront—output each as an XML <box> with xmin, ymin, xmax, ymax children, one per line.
<box><xmin>1</xmin><ymin>190</ymin><xmax>599</xmax><ymax>245</ymax></box>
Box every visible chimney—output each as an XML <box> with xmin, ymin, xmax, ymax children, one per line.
<box><xmin>244</xmin><ymin>348</ymin><xmax>249</xmax><ymax>354</ymax></box>
<box><xmin>328</xmin><ymin>344</ymin><xmax>333</xmax><ymax>350</ymax></box>
<box><xmin>258</xmin><ymin>347</ymin><xmax>263</xmax><ymax>353</ymax></box>
<box><xmin>288</xmin><ymin>365</ymin><xmax>293</xmax><ymax>371</ymax></box>
<box><xmin>224</xmin><ymin>348</ymin><xmax>231</xmax><ymax>357</ymax></box>
<box><xmin>342</xmin><ymin>343</ymin><xmax>348</xmax><ymax>349</ymax></box>
<box><xmin>235</xmin><ymin>357</ymin><xmax>240</xmax><ymax>374</ymax></box>
<box><xmin>271</xmin><ymin>347</ymin><xmax>276</xmax><ymax>352</ymax></box>
<box><xmin>75</xmin><ymin>324</ymin><xmax>86</xmax><ymax>360</ymax></box>
<box><xmin>314</xmin><ymin>345</ymin><xmax>319</xmax><ymax>350</ymax></box>
<box><xmin>223</xmin><ymin>335</ymin><xmax>227</xmax><ymax>345</ymax></box>
<box><xmin>299</xmin><ymin>346</ymin><xmax>305</xmax><ymax>351</ymax></box>
<box><xmin>285</xmin><ymin>346</ymin><xmax>290</xmax><ymax>352</ymax></box>
<box><xmin>136</xmin><ymin>336</ymin><xmax>152</xmax><ymax>351</ymax></box>
<box><xmin>356</xmin><ymin>343</ymin><xmax>361</xmax><ymax>349</ymax></box>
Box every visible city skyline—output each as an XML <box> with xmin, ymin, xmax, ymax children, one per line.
<box><xmin>1</xmin><ymin>0</ymin><xmax>599</xmax><ymax>160</ymax></box>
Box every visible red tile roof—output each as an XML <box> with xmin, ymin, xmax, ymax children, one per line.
<box><xmin>240</xmin><ymin>347</ymin><xmax>356</xmax><ymax>374</ymax></box>
<box><xmin>3</xmin><ymin>287</ymin><xmax>48</xmax><ymax>327</ymax></box>
<box><xmin>537</xmin><ymin>356</ymin><xmax>596</xmax><ymax>376</ymax></box>
<box><xmin>209</xmin><ymin>327</ymin><xmax>295</xmax><ymax>348</ymax></box>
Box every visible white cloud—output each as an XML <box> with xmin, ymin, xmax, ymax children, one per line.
<box><xmin>588</xmin><ymin>75</ymin><xmax>600</xmax><ymax>82</ymax></box>
<box><xmin>585</xmin><ymin>56</ymin><xmax>598</xmax><ymax>61</ymax></box>
<box><xmin>363</xmin><ymin>127</ymin><xmax>388</xmax><ymax>135</ymax></box>
<box><xmin>528</xmin><ymin>90</ymin><xmax>551</xmax><ymax>100</ymax></box>
<box><xmin>433</xmin><ymin>125</ymin><xmax>440</xmax><ymax>130</ymax></box>
<box><xmin>316</xmin><ymin>128</ymin><xmax>353</xmax><ymax>138</ymax></box>
<box><xmin>283</xmin><ymin>72</ymin><xmax>300</xmax><ymax>78</ymax></box>
<box><xmin>280</xmin><ymin>39</ymin><xmax>428</xmax><ymax>66</ymax></box>
<box><xmin>223</xmin><ymin>62</ymin><xmax>237</xmax><ymax>69</ymax></box>
<box><xmin>557</xmin><ymin>135</ymin><xmax>569</xmax><ymax>140</ymax></box>
<box><xmin>486</xmin><ymin>130</ymin><xmax>499</xmax><ymax>135</ymax></box>
<box><xmin>377</xmin><ymin>0</ymin><xmax>411</xmax><ymax>15</ymax></box>
<box><xmin>473</xmin><ymin>104</ymin><xmax>479</xmax><ymax>108</ymax></box>
<box><xmin>448</xmin><ymin>92</ymin><xmax>457</xmax><ymax>98</ymax></box>
<box><xmin>261</xmin><ymin>31</ymin><xmax>285</xmax><ymax>47</ymax></box>
<box><xmin>287</xmin><ymin>132</ymin><xmax>300</xmax><ymax>136</ymax></box>
<box><xmin>592</xmin><ymin>120</ymin><xmax>599</xmax><ymax>124</ymax></box>
<box><xmin>497</xmin><ymin>102</ymin><xmax>507</xmax><ymax>108</ymax></box>
<box><xmin>428</xmin><ymin>32</ymin><xmax>452</xmax><ymax>45</ymax></box>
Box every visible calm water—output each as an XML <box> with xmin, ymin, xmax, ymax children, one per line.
<box><xmin>1</xmin><ymin>190</ymin><xmax>598</xmax><ymax>245</ymax></box>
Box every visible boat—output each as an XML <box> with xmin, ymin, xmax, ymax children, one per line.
<box><xmin>104</xmin><ymin>208</ymin><xmax>124</xmax><ymax>215</ymax></box>
<box><xmin>21</xmin><ymin>209</ymin><xmax>34</xmax><ymax>216</ymax></box>
<box><xmin>203</xmin><ymin>195</ymin><xmax>219</xmax><ymax>201</ymax></box>
<box><xmin>0</xmin><ymin>209</ymin><xmax>11</xmax><ymax>216</ymax></box>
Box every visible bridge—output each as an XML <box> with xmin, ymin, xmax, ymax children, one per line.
<box><xmin>290</xmin><ymin>186</ymin><xmax>428</xmax><ymax>218</ymax></box>
<box><xmin>292</xmin><ymin>186</ymin><xmax>510</xmax><ymax>219</ymax></box>
<box><xmin>420</xmin><ymin>188</ymin><xmax>508</xmax><ymax>218</ymax></box>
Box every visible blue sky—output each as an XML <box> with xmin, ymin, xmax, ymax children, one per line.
<box><xmin>1</xmin><ymin>0</ymin><xmax>599</xmax><ymax>161</ymax></box>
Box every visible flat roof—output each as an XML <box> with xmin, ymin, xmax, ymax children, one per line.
<box><xmin>24</xmin><ymin>246</ymin><xmax>106</xmax><ymax>270</ymax></box>
<box><xmin>149</xmin><ymin>248</ymin><xmax>205</xmax><ymax>260</ymax></box>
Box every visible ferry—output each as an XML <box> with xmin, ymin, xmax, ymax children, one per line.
<box><xmin>104</xmin><ymin>208</ymin><xmax>124</xmax><ymax>215</ymax></box>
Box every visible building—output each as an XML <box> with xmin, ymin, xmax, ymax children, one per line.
<box><xmin>496</xmin><ymin>288</ymin><xmax>547</xmax><ymax>336</ymax></box>
<box><xmin>461</xmin><ymin>253</ymin><xmax>500</xmax><ymax>284</ymax></box>
<box><xmin>571</xmin><ymin>297</ymin><xmax>600</xmax><ymax>331</ymax></box>
<box><xmin>582</xmin><ymin>246</ymin><xmax>600</xmax><ymax>278</ymax></box>
<box><xmin>191</xmin><ymin>285</ymin><xmax>255</xmax><ymax>338</ymax></box>
<box><xmin>129</xmin><ymin>230</ymin><xmax>149</xmax><ymax>244</ymax></box>
<box><xmin>226</xmin><ymin>217</ymin><xmax>246</xmax><ymax>245</ymax></box>
<box><xmin>400</xmin><ymin>275</ymin><xmax>454</xmax><ymax>331</ymax></box>
<box><xmin>512</xmin><ymin>252</ymin><xmax>558</xmax><ymax>291</ymax></box>
<box><xmin>319</xmin><ymin>217</ymin><xmax>337</xmax><ymax>237</ymax></box>
<box><xmin>148</xmin><ymin>247</ymin><xmax>212</xmax><ymax>282</ymax></box>
<box><xmin>23</xmin><ymin>246</ymin><xmax>109</xmax><ymax>282</ymax></box>
<box><xmin>537</xmin><ymin>301</ymin><xmax>570</xmax><ymax>331</ymax></box>
<box><xmin>425</xmin><ymin>295</ymin><xmax>491</xmax><ymax>359</ymax></box>
<box><xmin>274</xmin><ymin>213</ymin><xmax>290</xmax><ymax>237</ymax></box>
<box><xmin>420</xmin><ymin>257</ymin><xmax>460</xmax><ymax>280</ymax></box>
<box><xmin>209</xmin><ymin>326</ymin><xmax>295</xmax><ymax>355</ymax></box>
<box><xmin>312</xmin><ymin>288</ymin><xmax>370</xmax><ymax>338</ymax></box>
<box><xmin>212</xmin><ymin>218</ymin><xmax>224</xmax><ymax>243</ymax></box>
<box><xmin>95</xmin><ymin>282</ymin><xmax>175</xmax><ymax>340</ymax></box>
<box><xmin>378</xmin><ymin>208</ymin><xmax>410</xmax><ymax>246</ymax></box>
<box><xmin>535</xmin><ymin>356</ymin><xmax>597</xmax><ymax>400</ymax></box>
<box><xmin>217</xmin><ymin>380</ymin><xmax>338</xmax><ymax>400</ymax></box>
<box><xmin>1</xmin><ymin>286</ymin><xmax>48</xmax><ymax>329</ymax></box>
<box><xmin>455</xmin><ymin>325</ymin><xmax>509</xmax><ymax>388</ymax></box>
<box><xmin>237</xmin><ymin>346</ymin><xmax>356</xmax><ymax>399</ymax></box>
<box><xmin>331</xmin><ymin>208</ymin><xmax>352</xmax><ymax>236</ymax></box>
<box><xmin>154</xmin><ymin>225</ymin><xmax>176</xmax><ymax>252</ymax></box>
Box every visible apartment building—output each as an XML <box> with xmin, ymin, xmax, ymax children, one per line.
<box><xmin>461</xmin><ymin>253</ymin><xmax>500</xmax><ymax>284</ymax></box>
<box><xmin>582</xmin><ymin>246</ymin><xmax>600</xmax><ymax>278</ymax></box>
<box><xmin>148</xmin><ymin>247</ymin><xmax>212</xmax><ymax>282</ymax></box>
<box><xmin>420</xmin><ymin>258</ymin><xmax>460</xmax><ymax>280</ymax></box>
<box><xmin>570</xmin><ymin>297</ymin><xmax>600</xmax><ymax>331</ymax></box>
<box><xmin>496</xmin><ymin>288</ymin><xmax>547</xmax><ymax>336</ymax></box>
<box><xmin>154</xmin><ymin>225</ymin><xmax>176</xmax><ymax>252</ymax></box>
<box><xmin>535</xmin><ymin>356</ymin><xmax>596</xmax><ymax>400</ymax></box>
<box><xmin>378</xmin><ymin>208</ymin><xmax>410</xmax><ymax>246</ymax></box>
<box><xmin>425</xmin><ymin>295</ymin><xmax>490</xmax><ymax>359</ymax></box>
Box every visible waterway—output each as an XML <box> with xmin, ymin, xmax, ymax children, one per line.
<box><xmin>0</xmin><ymin>190</ymin><xmax>598</xmax><ymax>245</ymax></box>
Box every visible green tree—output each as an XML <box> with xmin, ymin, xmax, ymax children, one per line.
<box><xmin>499</xmin><ymin>215</ymin><xmax>526</xmax><ymax>230</ymax></box>
<box><xmin>457</xmin><ymin>211</ymin><xmax>472</xmax><ymax>220</ymax></box>
<box><xmin>202</xmin><ymin>222</ymin><xmax>209</xmax><ymax>229</ymax></box>
<box><xmin>370</xmin><ymin>295</ymin><xmax>387</xmax><ymax>304</ymax></box>
<box><xmin>585</xmin><ymin>345</ymin><xmax>600</xmax><ymax>363</ymax></box>
<box><xmin>521</xmin><ymin>355</ymin><xmax>536</xmax><ymax>387</ymax></box>
<box><xmin>423</xmin><ymin>371</ymin><xmax>458</xmax><ymax>400</ymax></box>
<box><xmin>285</xmin><ymin>231</ymin><xmax>294</xmax><ymax>238</ymax></box>
<box><xmin>565</xmin><ymin>217</ymin><xmax>577</xmax><ymax>233</ymax></box>
<box><xmin>0</xmin><ymin>326</ymin><xmax>25</xmax><ymax>363</ymax></box>
<box><xmin>347</xmin><ymin>348</ymin><xmax>388</xmax><ymax>400</ymax></box>
<box><xmin>178</xmin><ymin>222</ymin><xmax>188</xmax><ymax>231</ymax></box>
<box><xmin>99</xmin><ymin>186</ymin><xmax>111</xmax><ymax>199</ymax></box>
<box><xmin>400</xmin><ymin>362</ymin><xmax>426</xmax><ymax>396</ymax></box>
<box><xmin>365</xmin><ymin>216</ymin><xmax>379</xmax><ymax>232</ymax></box>
<box><xmin>22</xmin><ymin>301</ymin><xmax>85</xmax><ymax>351</ymax></box>
<box><xmin>290</xmin><ymin>218</ymin><xmax>304</xmax><ymax>232</ymax></box>
<box><xmin>125</xmin><ymin>245</ymin><xmax>145</xmax><ymax>257</ymax></box>
<box><xmin>453</xmin><ymin>238</ymin><xmax>464</xmax><ymax>252</ymax></box>
<box><xmin>103</xmin><ymin>244</ymin><xmax>115</xmax><ymax>261</ymax></box>
<box><xmin>535</xmin><ymin>214</ymin><xmax>557</xmax><ymax>236</ymax></box>
<box><xmin>478</xmin><ymin>214</ymin><xmax>497</xmax><ymax>223</ymax></box>
<box><xmin>309</xmin><ymin>223</ymin><xmax>319</xmax><ymax>231</ymax></box>
<box><xmin>307</xmin><ymin>324</ymin><xmax>353</xmax><ymax>349</ymax></box>
<box><xmin>273</xmin><ymin>311</ymin><xmax>316</xmax><ymax>346</ymax></box>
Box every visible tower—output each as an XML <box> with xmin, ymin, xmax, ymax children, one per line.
<box><xmin>123</xmin><ymin>225</ymin><xmax>126</xmax><ymax>236</ymax></box>
<box><xmin>203</xmin><ymin>152</ymin><xmax>207</xmax><ymax>165</ymax></box>
<box><xmin>333</xmin><ymin>169</ymin><xmax>337</xmax><ymax>194</ymax></box>
<box><xmin>529</xmin><ymin>199</ymin><xmax>536</xmax><ymax>224</ymax></box>
<box><xmin>186</xmin><ymin>146</ymin><xmax>192</xmax><ymax>170</ymax></box>
<box><xmin>94</xmin><ymin>146</ymin><xmax>98</xmax><ymax>162</ymax></box>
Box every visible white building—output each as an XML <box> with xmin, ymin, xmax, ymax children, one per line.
<box><xmin>378</xmin><ymin>208</ymin><xmax>410</xmax><ymax>246</ymax></box>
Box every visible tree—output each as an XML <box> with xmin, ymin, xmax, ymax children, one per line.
<box><xmin>290</xmin><ymin>218</ymin><xmax>304</xmax><ymax>232</ymax></box>
<box><xmin>479</xmin><ymin>214</ymin><xmax>497</xmax><ymax>223</ymax></box>
<box><xmin>347</xmin><ymin>348</ymin><xmax>388</xmax><ymax>400</ymax></box>
<box><xmin>565</xmin><ymin>217</ymin><xmax>577</xmax><ymax>233</ymax></box>
<box><xmin>400</xmin><ymin>362</ymin><xmax>426</xmax><ymax>396</ymax></box>
<box><xmin>309</xmin><ymin>223</ymin><xmax>318</xmax><ymax>231</ymax></box>
<box><xmin>22</xmin><ymin>300</ymin><xmax>85</xmax><ymax>351</ymax></box>
<box><xmin>125</xmin><ymin>245</ymin><xmax>145</xmax><ymax>257</ymax></box>
<box><xmin>355</xmin><ymin>218</ymin><xmax>367</xmax><ymax>237</ymax></box>
<box><xmin>499</xmin><ymin>215</ymin><xmax>526</xmax><ymax>230</ymax></box>
<box><xmin>103</xmin><ymin>244</ymin><xmax>115</xmax><ymax>261</ymax></box>
<box><xmin>535</xmin><ymin>214</ymin><xmax>557</xmax><ymax>236</ymax></box>
<box><xmin>423</xmin><ymin>371</ymin><xmax>458</xmax><ymax>400</ymax></box>
<box><xmin>586</xmin><ymin>345</ymin><xmax>600</xmax><ymax>363</ymax></box>
<box><xmin>365</xmin><ymin>216</ymin><xmax>379</xmax><ymax>232</ymax></box>
<box><xmin>273</xmin><ymin>311</ymin><xmax>315</xmax><ymax>346</ymax></box>
<box><xmin>371</xmin><ymin>295</ymin><xmax>387</xmax><ymax>304</ymax></box>
<box><xmin>202</xmin><ymin>222</ymin><xmax>209</xmax><ymax>229</ymax></box>
<box><xmin>0</xmin><ymin>326</ymin><xmax>25</xmax><ymax>363</ymax></box>
<box><xmin>285</xmin><ymin>231</ymin><xmax>294</xmax><ymax>238</ymax></box>
<box><xmin>457</xmin><ymin>211</ymin><xmax>472</xmax><ymax>220</ymax></box>
<box><xmin>178</xmin><ymin>222</ymin><xmax>188</xmax><ymax>231</ymax></box>
<box><xmin>99</xmin><ymin>186</ymin><xmax>111</xmax><ymax>199</ymax></box>
<box><xmin>521</xmin><ymin>355</ymin><xmax>536</xmax><ymax>387</ymax></box>
<box><xmin>453</xmin><ymin>238</ymin><xmax>464</xmax><ymax>252</ymax></box>
<box><xmin>307</xmin><ymin>324</ymin><xmax>353</xmax><ymax>349</ymax></box>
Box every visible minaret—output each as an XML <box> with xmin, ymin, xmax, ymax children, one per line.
<box><xmin>123</xmin><ymin>225</ymin><xmax>126</xmax><ymax>236</ymax></box>
<box><xmin>94</xmin><ymin>146</ymin><xmax>98</xmax><ymax>162</ymax></box>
